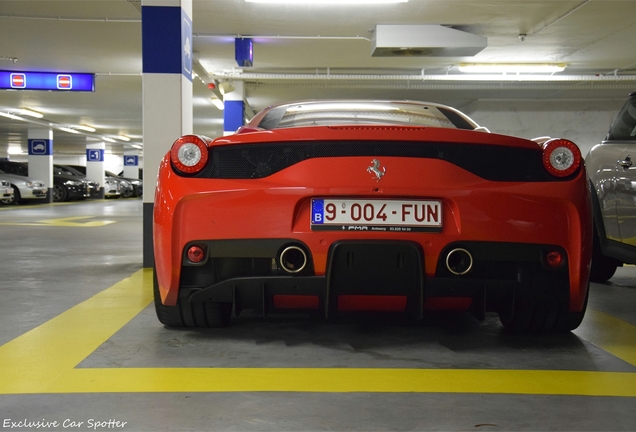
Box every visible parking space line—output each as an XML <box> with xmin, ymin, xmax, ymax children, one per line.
<box><xmin>42</xmin><ymin>367</ymin><xmax>636</xmax><ymax>396</ymax></box>
<box><xmin>0</xmin><ymin>268</ymin><xmax>635</xmax><ymax>396</ymax></box>
<box><xmin>0</xmin><ymin>216</ymin><xmax>116</xmax><ymax>227</ymax></box>
<box><xmin>0</xmin><ymin>269</ymin><xmax>151</xmax><ymax>394</ymax></box>
<box><xmin>574</xmin><ymin>309</ymin><xmax>636</xmax><ymax>366</ymax></box>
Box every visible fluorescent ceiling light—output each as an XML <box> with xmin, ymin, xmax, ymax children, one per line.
<box><xmin>116</xmin><ymin>135</ymin><xmax>130</xmax><ymax>142</ymax></box>
<box><xmin>75</xmin><ymin>124</ymin><xmax>96</xmax><ymax>132</ymax></box>
<box><xmin>58</xmin><ymin>126</ymin><xmax>81</xmax><ymax>134</ymax></box>
<box><xmin>0</xmin><ymin>112</ymin><xmax>25</xmax><ymax>121</ymax></box>
<box><xmin>245</xmin><ymin>0</ymin><xmax>407</xmax><ymax>3</ymax></box>
<box><xmin>210</xmin><ymin>97</ymin><xmax>225</xmax><ymax>110</ymax></box>
<box><xmin>16</xmin><ymin>108</ymin><xmax>43</xmax><ymax>118</ymax></box>
<box><xmin>102</xmin><ymin>137</ymin><xmax>117</xmax><ymax>143</ymax></box>
<box><xmin>458</xmin><ymin>63</ymin><xmax>566</xmax><ymax>74</ymax></box>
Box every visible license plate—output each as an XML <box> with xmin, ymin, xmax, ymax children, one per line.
<box><xmin>311</xmin><ymin>198</ymin><xmax>442</xmax><ymax>232</ymax></box>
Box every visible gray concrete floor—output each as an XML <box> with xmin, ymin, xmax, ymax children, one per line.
<box><xmin>1</xmin><ymin>199</ymin><xmax>635</xmax><ymax>431</ymax></box>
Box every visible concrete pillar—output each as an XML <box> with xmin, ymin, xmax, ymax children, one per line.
<box><xmin>141</xmin><ymin>0</ymin><xmax>193</xmax><ymax>267</ymax></box>
<box><xmin>123</xmin><ymin>150</ymin><xmax>140</xmax><ymax>179</ymax></box>
<box><xmin>86</xmin><ymin>140</ymin><xmax>105</xmax><ymax>199</ymax></box>
<box><xmin>223</xmin><ymin>80</ymin><xmax>245</xmax><ymax>136</ymax></box>
<box><xmin>27</xmin><ymin>126</ymin><xmax>53</xmax><ymax>203</ymax></box>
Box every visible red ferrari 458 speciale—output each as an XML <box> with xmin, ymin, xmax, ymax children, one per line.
<box><xmin>153</xmin><ymin>100</ymin><xmax>592</xmax><ymax>332</ymax></box>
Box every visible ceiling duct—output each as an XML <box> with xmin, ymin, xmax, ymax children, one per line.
<box><xmin>371</xmin><ymin>25</ymin><xmax>487</xmax><ymax>57</ymax></box>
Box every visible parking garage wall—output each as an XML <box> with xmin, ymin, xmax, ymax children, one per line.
<box><xmin>464</xmin><ymin>98</ymin><xmax>626</xmax><ymax>157</ymax></box>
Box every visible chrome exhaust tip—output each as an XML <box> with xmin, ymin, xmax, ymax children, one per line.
<box><xmin>279</xmin><ymin>245</ymin><xmax>308</xmax><ymax>274</ymax></box>
<box><xmin>445</xmin><ymin>248</ymin><xmax>473</xmax><ymax>276</ymax></box>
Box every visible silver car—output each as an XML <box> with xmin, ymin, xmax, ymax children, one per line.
<box><xmin>585</xmin><ymin>90</ymin><xmax>636</xmax><ymax>281</ymax></box>
<box><xmin>0</xmin><ymin>169</ymin><xmax>47</xmax><ymax>204</ymax></box>
<box><xmin>0</xmin><ymin>178</ymin><xmax>13</xmax><ymax>203</ymax></box>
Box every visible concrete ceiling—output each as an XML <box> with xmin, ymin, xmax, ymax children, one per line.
<box><xmin>1</xmin><ymin>0</ymin><xmax>635</xmax><ymax>156</ymax></box>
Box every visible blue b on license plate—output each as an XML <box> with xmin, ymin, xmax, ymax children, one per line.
<box><xmin>311</xmin><ymin>198</ymin><xmax>442</xmax><ymax>232</ymax></box>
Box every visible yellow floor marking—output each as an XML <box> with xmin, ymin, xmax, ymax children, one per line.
<box><xmin>574</xmin><ymin>309</ymin><xmax>636</xmax><ymax>366</ymax></box>
<box><xmin>0</xmin><ymin>268</ymin><xmax>635</xmax><ymax>396</ymax></box>
<box><xmin>41</xmin><ymin>367</ymin><xmax>636</xmax><ymax>396</ymax></box>
<box><xmin>0</xmin><ymin>270</ymin><xmax>150</xmax><ymax>394</ymax></box>
<box><xmin>0</xmin><ymin>216</ymin><xmax>116</xmax><ymax>227</ymax></box>
<box><xmin>0</xmin><ymin>200</ymin><xmax>110</xmax><ymax>211</ymax></box>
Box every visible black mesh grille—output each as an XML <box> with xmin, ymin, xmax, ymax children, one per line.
<box><xmin>190</xmin><ymin>140</ymin><xmax>564</xmax><ymax>182</ymax></box>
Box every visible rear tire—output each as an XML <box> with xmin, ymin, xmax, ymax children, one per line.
<box><xmin>153</xmin><ymin>269</ymin><xmax>186</xmax><ymax>327</ymax></box>
<box><xmin>498</xmin><ymin>270</ymin><xmax>588</xmax><ymax>332</ymax></box>
<box><xmin>589</xmin><ymin>255</ymin><xmax>618</xmax><ymax>283</ymax></box>
<box><xmin>589</xmin><ymin>229</ymin><xmax>619</xmax><ymax>282</ymax></box>
<box><xmin>153</xmin><ymin>268</ymin><xmax>232</xmax><ymax>328</ymax></box>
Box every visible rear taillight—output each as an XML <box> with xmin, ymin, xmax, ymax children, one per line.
<box><xmin>542</xmin><ymin>138</ymin><xmax>581</xmax><ymax>177</ymax></box>
<box><xmin>170</xmin><ymin>135</ymin><xmax>210</xmax><ymax>174</ymax></box>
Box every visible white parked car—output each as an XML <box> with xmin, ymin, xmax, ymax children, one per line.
<box><xmin>0</xmin><ymin>170</ymin><xmax>47</xmax><ymax>204</ymax></box>
<box><xmin>586</xmin><ymin>90</ymin><xmax>636</xmax><ymax>281</ymax></box>
<box><xmin>0</xmin><ymin>177</ymin><xmax>14</xmax><ymax>204</ymax></box>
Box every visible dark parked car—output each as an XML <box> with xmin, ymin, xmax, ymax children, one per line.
<box><xmin>586</xmin><ymin>90</ymin><xmax>636</xmax><ymax>282</ymax></box>
<box><xmin>52</xmin><ymin>165</ymin><xmax>99</xmax><ymax>201</ymax></box>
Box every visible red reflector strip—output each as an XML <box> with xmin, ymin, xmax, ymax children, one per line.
<box><xmin>423</xmin><ymin>297</ymin><xmax>473</xmax><ymax>311</ymax></box>
<box><xmin>272</xmin><ymin>295</ymin><xmax>319</xmax><ymax>310</ymax></box>
<box><xmin>337</xmin><ymin>295</ymin><xmax>407</xmax><ymax>312</ymax></box>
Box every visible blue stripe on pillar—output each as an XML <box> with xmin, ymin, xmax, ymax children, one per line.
<box><xmin>224</xmin><ymin>100</ymin><xmax>245</xmax><ymax>132</ymax></box>
<box><xmin>142</xmin><ymin>6</ymin><xmax>182</xmax><ymax>74</ymax></box>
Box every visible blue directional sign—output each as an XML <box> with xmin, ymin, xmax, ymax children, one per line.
<box><xmin>235</xmin><ymin>38</ymin><xmax>253</xmax><ymax>67</ymax></box>
<box><xmin>0</xmin><ymin>71</ymin><xmax>94</xmax><ymax>92</ymax></box>
<box><xmin>124</xmin><ymin>155</ymin><xmax>139</xmax><ymax>166</ymax></box>
<box><xmin>87</xmin><ymin>149</ymin><xmax>105</xmax><ymax>162</ymax></box>
<box><xmin>28</xmin><ymin>139</ymin><xmax>52</xmax><ymax>156</ymax></box>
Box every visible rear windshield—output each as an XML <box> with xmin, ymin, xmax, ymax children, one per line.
<box><xmin>256</xmin><ymin>101</ymin><xmax>476</xmax><ymax>130</ymax></box>
<box><xmin>608</xmin><ymin>96</ymin><xmax>636</xmax><ymax>141</ymax></box>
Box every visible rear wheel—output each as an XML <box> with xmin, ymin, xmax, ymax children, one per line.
<box><xmin>153</xmin><ymin>268</ymin><xmax>232</xmax><ymax>328</ymax></box>
<box><xmin>498</xmin><ymin>270</ymin><xmax>587</xmax><ymax>332</ymax></box>
<box><xmin>589</xmin><ymin>255</ymin><xmax>618</xmax><ymax>283</ymax></box>
<box><xmin>589</xmin><ymin>229</ymin><xmax>619</xmax><ymax>282</ymax></box>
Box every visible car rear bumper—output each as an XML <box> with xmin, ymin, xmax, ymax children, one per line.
<box><xmin>154</xmin><ymin>156</ymin><xmax>592</xmax><ymax>312</ymax></box>
<box><xmin>180</xmin><ymin>239</ymin><xmax>567</xmax><ymax>320</ymax></box>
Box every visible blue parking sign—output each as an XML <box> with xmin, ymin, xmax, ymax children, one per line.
<box><xmin>28</xmin><ymin>139</ymin><xmax>52</xmax><ymax>156</ymax></box>
<box><xmin>87</xmin><ymin>149</ymin><xmax>104</xmax><ymax>162</ymax></box>
<box><xmin>124</xmin><ymin>155</ymin><xmax>138</xmax><ymax>166</ymax></box>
